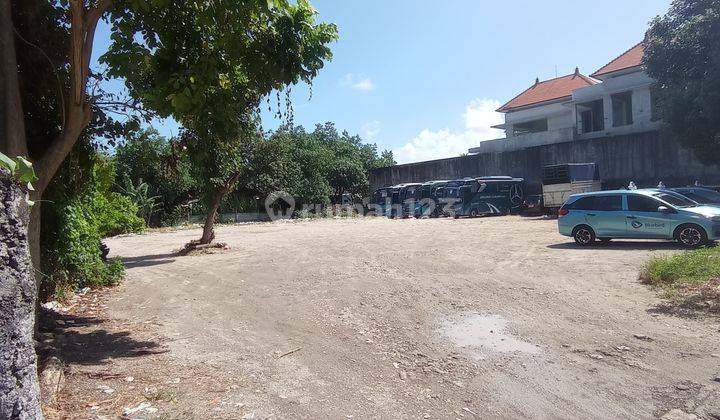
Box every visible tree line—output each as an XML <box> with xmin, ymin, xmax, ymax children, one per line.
<box><xmin>113</xmin><ymin>123</ymin><xmax>395</xmax><ymax>228</ymax></box>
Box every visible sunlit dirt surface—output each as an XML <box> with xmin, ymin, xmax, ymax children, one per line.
<box><xmin>48</xmin><ymin>216</ymin><xmax>720</xmax><ymax>419</ymax></box>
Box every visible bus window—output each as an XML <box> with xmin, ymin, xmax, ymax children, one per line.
<box><xmin>481</xmin><ymin>183</ymin><xmax>497</xmax><ymax>194</ymax></box>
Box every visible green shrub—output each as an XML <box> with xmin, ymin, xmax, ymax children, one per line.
<box><xmin>54</xmin><ymin>190</ymin><xmax>143</xmax><ymax>289</ymax></box>
<box><xmin>296</xmin><ymin>208</ymin><xmax>314</xmax><ymax>219</ymax></box>
<box><xmin>162</xmin><ymin>205</ymin><xmax>189</xmax><ymax>226</ymax></box>
<box><xmin>42</xmin><ymin>144</ymin><xmax>144</xmax><ymax>296</ymax></box>
<box><xmin>321</xmin><ymin>205</ymin><xmax>335</xmax><ymax>218</ymax></box>
<box><xmin>96</xmin><ymin>192</ymin><xmax>146</xmax><ymax>236</ymax></box>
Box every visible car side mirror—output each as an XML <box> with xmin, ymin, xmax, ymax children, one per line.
<box><xmin>658</xmin><ymin>206</ymin><xmax>673</xmax><ymax>214</ymax></box>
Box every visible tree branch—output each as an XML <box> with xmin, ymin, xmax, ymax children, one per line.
<box><xmin>69</xmin><ymin>0</ymin><xmax>84</xmax><ymax>105</ymax></box>
<box><xmin>82</xmin><ymin>0</ymin><xmax>113</xmax><ymax>84</ymax></box>
<box><xmin>34</xmin><ymin>0</ymin><xmax>113</xmax><ymax>194</ymax></box>
<box><xmin>95</xmin><ymin>100</ymin><xmax>149</xmax><ymax>114</ymax></box>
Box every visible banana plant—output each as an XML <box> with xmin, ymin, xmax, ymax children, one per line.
<box><xmin>120</xmin><ymin>175</ymin><xmax>163</xmax><ymax>225</ymax></box>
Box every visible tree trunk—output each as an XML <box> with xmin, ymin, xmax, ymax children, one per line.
<box><xmin>0</xmin><ymin>0</ymin><xmax>27</xmax><ymax>157</ymax></box>
<box><xmin>199</xmin><ymin>196</ymin><xmax>220</xmax><ymax>244</ymax></box>
<box><xmin>199</xmin><ymin>173</ymin><xmax>241</xmax><ymax>245</ymax></box>
<box><xmin>0</xmin><ymin>174</ymin><xmax>43</xmax><ymax>419</ymax></box>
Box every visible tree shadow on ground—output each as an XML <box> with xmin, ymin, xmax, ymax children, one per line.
<box><xmin>122</xmin><ymin>252</ymin><xmax>177</xmax><ymax>269</ymax></box>
<box><xmin>547</xmin><ymin>241</ymin><xmax>688</xmax><ymax>251</ymax></box>
<box><xmin>38</xmin><ymin>309</ymin><xmax>168</xmax><ymax>366</ymax></box>
<box><xmin>646</xmin><ymin>297</ymin><xmax>720</xmax><ymax>321</ymax></box>
<box><xmin>519</xmin><ymin>215</ymin><xmax>556</xmax><ymax>220</ymax></box>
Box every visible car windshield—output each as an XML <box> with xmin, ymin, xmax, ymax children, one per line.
<box><xmin>683</xmin><ymin>189</ymin><xmax>720</xmax><ymax>204</ymax></box>
<box><xmin>653</xmin><ymin>192</ymin><xmax>697</xmax><ymax>208</ymax></box>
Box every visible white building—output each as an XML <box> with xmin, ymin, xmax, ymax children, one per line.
<box><xmin>469</xmin><ymin>43</ymin><xmax>662</xmax><ymax>154</ymax></box>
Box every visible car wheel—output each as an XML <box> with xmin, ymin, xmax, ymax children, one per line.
<box><xmin>470</xmin><ymin>209</ymin><xmax>478</xmax><ymax>218</ymax></box>
<box><xmin>675</xmin><ymin>224</ymin><xmax>707</xmax><ymax>247</ymax></box>
<box><xmin>573</xmin><ymin>225</ymin><xmax>596</xmax><ymax>245</ymax></box>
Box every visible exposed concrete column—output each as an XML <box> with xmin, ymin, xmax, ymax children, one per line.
<box><xmin>602</xmin><ymin>94</ymin><xmax>613</xmax><ymax>131</ymax></box>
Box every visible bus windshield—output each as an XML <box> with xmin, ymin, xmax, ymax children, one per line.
<box><xmin>445</xmin><ymin>188</ymin><xmax>460</xmax><ymax>199</ymax></box>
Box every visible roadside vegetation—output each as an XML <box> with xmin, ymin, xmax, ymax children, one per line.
<box><xmin>3</xmin><ymin>0</ymin><xmax>395</xmax><ymax>302</ymax></box>
<box><xmin>42</xmin><ymin>143</ymin><xmax>145</xmax><ymax>298</ymax></box>
<box><xmin>641</xmin><ymin>247</ymin><xmax>720</xmax><ymax>312</ymax></box>
<box><xmin>645</xmin><ymin>0</ymin><xmax>720</xmax><ymax>163</ymax></box>
<box><xmin>37</xmin><ymin>123</ymin><xmax>393</xmax><ymax>298</ymax></box>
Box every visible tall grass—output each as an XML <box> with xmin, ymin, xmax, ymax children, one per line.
<box><xmin>642</xmin><ymin>247</ymin><xmax>720</xmax><ymax>286</ymax></box>
<box><xmin>641</xmin><ymin>247</ymin><xmax>720</xmax><ymax>311</ymax></box>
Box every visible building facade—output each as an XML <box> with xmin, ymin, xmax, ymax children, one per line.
<box><xmin>469</xmin><ymin>43</ymin><xmax>661</xmax><ymax>154</ymax></box>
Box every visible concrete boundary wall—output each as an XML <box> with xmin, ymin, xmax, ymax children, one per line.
<box><xmin>369</xmin><ymin>131</ymin><xmax>720</xmax><ymax>194</ymax></box>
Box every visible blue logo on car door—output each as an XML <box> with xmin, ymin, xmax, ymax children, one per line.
<box><xmin>631</xmin><ymin>220</ymin><xmax>643</xmax><ymax>229</ymax></box>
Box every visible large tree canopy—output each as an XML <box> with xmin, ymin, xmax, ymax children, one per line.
<box><xmin>102</xmin><ymin>0</ymin><xmax>338</xmax><ymax>244</ymax></box>
<box><xmin>644</xmin><ymin>0</ymin><xmax>720</xmax><ymax>163</ymax></box>
<box><xmin>102</xmin><ymin>0</ymin><xmax>337</xmax><ymax>131</ymax></box>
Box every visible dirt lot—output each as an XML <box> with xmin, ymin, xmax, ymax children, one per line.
<box><xmin>46</xmin><ymin>216</ymin><xmax>720</xmax><ymax>419</ymax></box>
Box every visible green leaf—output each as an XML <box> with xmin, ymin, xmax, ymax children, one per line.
<box><xmin>0</xmin><ymin>152</ymin><xmax>17</xmax><ymax>174</ymax></box>
<box><xmin>14</xmin><ymin>156</ymin><xmax>38</xmax><ymax>185</ymax></box>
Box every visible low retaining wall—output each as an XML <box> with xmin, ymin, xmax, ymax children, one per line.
<box><xmin>370</xmin><ymin>131</ymin><xmax>720</xmax><ymax>194</ymax></box>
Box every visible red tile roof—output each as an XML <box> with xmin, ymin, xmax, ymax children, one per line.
<box><xmin>591</xmin><ymin>42</ymin><xmax>645</xmax><ymax>78</ymax></box>
<box><xmin>497</xmin><ymin>71</ymin><xmax>596</xmax><ymax>112</ymax></box>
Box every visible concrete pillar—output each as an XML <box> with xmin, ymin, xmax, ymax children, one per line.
<box><xmin>602</xmin><ymin>94</ymin><xmax>613</xmax><ymax>131</ymax></box>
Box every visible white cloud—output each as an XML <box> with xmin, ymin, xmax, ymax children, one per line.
<box><xmin>360</xmin><ymin>120</ymin><xmax>381</xmax><ymax>142</ymax></box>
<box><xmin>393</xmin><ymin>98</ymin><xmax>504</xmax><ymax>164</ymax></box>
<box><xmin>340</xmin><ymin>73</ymin><xmax>375</xmax><ymax>92</ymax></box>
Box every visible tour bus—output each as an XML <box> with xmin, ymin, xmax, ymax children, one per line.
<box><xmin>389</xmin><ymin>183</ymin><xmax>422</xmax><ymax>218</ymax></box>
<box><xmin>440</xmin><ymin>176</ymin><xmax>525</xmax><ymax>218</ymax></box>
<box><xmin>412</xmin><ymin>180</ymin><xmax>450</xmax><ymax>218</ymax></box>
<box><xmin>371</xmin><ymin>183</ymin><xmax>422</xmax><ymax>217</ymax></box>
<box><xmin>370</xmin><ymin>186</ymin><xmax>395</xmax><ymax>216</ymax></box>
<box><xmin>397</xmin><ymin>183</ymin><xmax>423</xmax><ymax>218</ymax></box>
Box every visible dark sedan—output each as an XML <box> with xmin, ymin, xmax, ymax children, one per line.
<box><xmin>521</xmin><ymin>194</ymin><xmax>545</xmax><ymax>216</ymax></box>
<box><xmin>671</xmin><ymin>187</ymin><xmax>720</xmax><ymax>206</ymax></box>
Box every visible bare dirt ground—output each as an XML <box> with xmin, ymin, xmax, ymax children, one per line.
<box><xmin>45</xmin><ymin>216</ymin><xmax>720</xmax><ymax>419</ymax></box>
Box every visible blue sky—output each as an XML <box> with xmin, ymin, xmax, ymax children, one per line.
<box><xmin>93</xmin><ymin>0</ymin><xmax>671</xmax><ymax>163</ymax></box>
